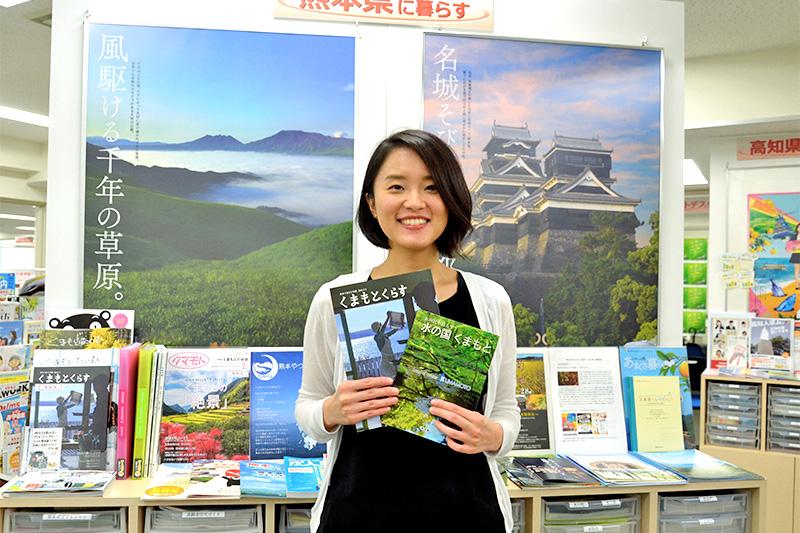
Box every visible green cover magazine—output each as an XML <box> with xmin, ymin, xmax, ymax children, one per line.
<box><xmin>381</xmin><ymin>309</ymin><xmax>498</xmax><ymax>445</ymax></box>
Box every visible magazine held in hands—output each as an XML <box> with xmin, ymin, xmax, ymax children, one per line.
<box><xmin>381</xmin><ymin>309</ymin><xmax>499</xmax><ymax>445</ymax></box>
<box><xmin>330</xmin><ymin>269</ymin><xmax>438</xmax><ymax>431</ymax></box>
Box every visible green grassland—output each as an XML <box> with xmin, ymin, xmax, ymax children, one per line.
<box><xmin>83</xmin><ymin>169</ymin><xmax>353</xmax><ymax>346</ymax></box>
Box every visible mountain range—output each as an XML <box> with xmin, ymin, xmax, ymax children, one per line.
<box><xmin>87</xmin><ymin>129</ymin><xmax>353</xmax><ymax>155</ymax></box>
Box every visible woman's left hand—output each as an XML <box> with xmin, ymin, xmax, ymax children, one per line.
<box><xmin>429</xmin><ymin>398</ymin><xmax>504</xmax><ymax>454</ymax></box>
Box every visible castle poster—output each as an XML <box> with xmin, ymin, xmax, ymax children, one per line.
<box><xmin>423</xmin><ymin>34</ymin><xmax>662</xmax><ymax>347</ymax></box>
<box><xmin>83</xmin><ymin>24</ymin><xmax>355</xmax><ymax>346</ymax></box>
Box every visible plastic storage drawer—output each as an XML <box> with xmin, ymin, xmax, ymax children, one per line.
<box><xmin>770</xmin><ymin>386</ymin><xmax>800</xmax><ymax>402</ymax></box>
<box><xmin>279</xmin><ymin>506</ymin><xmax>312</xmax><ymax>533</ymax></box>
<box><xmin>768</xmin><ymin>427</ymin><xmax>800</xmax><ymax>442</ymax></box>
<box><xmin>543</xmin><ymin>496</ymin><xmax>639</xmax><ymax>523</ymax></box>
<box><xmin>768</xmin><ymin>437</ymin><xmax>800</xmax><ymax>453</ymax></box>
<box><xmin>658</xmin><ymin>513</ymin><xmax>749</xmax><ymax>532</ymax></box>
<box><xmin>543</xmin><ymin>520</ymin><xmax>639</xmax><ymax>533</ymax></box>
<box><xmin>768</xmin><ymin>414</ymin><xmax>800</xmax><ymax>430</ymax></box>
<box><xmin>706</xmin><ymin>412</ymin><xmax>759</xmax><ymax>428</ymax></box>
<box><xmin>769</xmin><ymin>404</ymin><xmax>800</xmax><ymax>418</ymax></box>
<box><xmin>4</xmin><ymin>509</ymin><xmax>126</xmax><ymax>533</ymax></box>
<box><xmin>706</xmin><ymin>422</ymin><xmax>759</xmax><ymax>438</ymax></box>
<box><xmin>708</xmin><ymin>391</ymin><xmax>760</xmax><ymax>406</ymax></box>
<box><xmin>708</xmin><ymin>382</ymin><xmax>760</xmax><ymax>395</ymax></box>
<box><xmin>706</xmin><ymin>433</ymin><xmax>759</xmax><ymax>448</ymax></box>
<box><xmin>706</xmin><ymin>399</ymin><xmax>760</xmax><ymax>417</ymax></box>
<box><xmin>659</xmin><ymin>492</ymin><xmax>749</xmax><ymax>516</ymax></box>
<box><xmin>770</xmin><ymin>394</ymin><xmax>800</xmax><ymax>408</ymax></box>
<box><xmin>144</xmin><ymin>506</ymin><xmax>262</xmax><ymax>533</ymax></box>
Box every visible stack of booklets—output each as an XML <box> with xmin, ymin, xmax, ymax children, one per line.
<box><xmin>506</xmin><ymin>456</ymin><xmax>601</xmax><ymax>487</ymax></box>
<box><xmin>143</xmin><ymin>456</ymin><xmax>326</xmax><ymax>500</ymax></box>
<box><xmin>633</xmin><ymin>449</ymin><xmax>762</xmax><ymax>482</ymax></box>
<box><xmin>142</xmin><ymin>460</ymin><xmax>242</xmax><ymax>500</ymax></box>
<box><xmin>1</xmin><ymin>469</ymin><xmax>116</xmax><ymax>497</ymax></box>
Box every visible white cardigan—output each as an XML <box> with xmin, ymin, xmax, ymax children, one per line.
<box><xmin>295</xmin><ymin>269</ymin><xmax>521</xmax><ymax>533</ymax></box>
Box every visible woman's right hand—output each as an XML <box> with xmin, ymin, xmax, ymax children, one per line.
<box><xmin>322</xmin><ymin>377</ymin><xmax>399</xmax><ymax>432</ymax></box>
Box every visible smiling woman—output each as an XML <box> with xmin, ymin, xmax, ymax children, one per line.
<box><xmin>296</xmin><ymin>129</ymin><xmax>521</xmax><ymax>533</ymax></box>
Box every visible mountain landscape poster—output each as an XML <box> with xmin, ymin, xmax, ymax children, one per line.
<box><xmin>83</xmin><ymin>24</ymin><xmax>355</xmax><ymax>346</ymax></box>
<box><xmin>422</xmin><ymin>34</ymin><xmax>662</xmax><ymax>347</ymax></box>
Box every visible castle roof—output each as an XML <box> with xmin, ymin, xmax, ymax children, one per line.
<box><xmin>548</xmin><ymin>134</ymin><xmax>612</xmax><ymax>153</ymax></box>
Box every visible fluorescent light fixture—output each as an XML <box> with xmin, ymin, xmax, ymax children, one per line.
<box><xmin>0</xmin><ymin>0</ymin><xmax>33</xmax><ymax>8</ymax></box>
<box><xmin>16</xmin><ymin>226</ymin><xmax>36</xmax><ymax>231</ymax></box>
<box><xmin>0</xmin><ymin>105</ymin><xmax>49</xmax><ymax>128</ymax></box>
<box><xmin>0</xmin><ymin>214</ymin><xmax>36</xmax><ymax>221</ymax></box>
<box><xmin>683</xmin><ymin>159</ymin><xmax>708</xmax><ymax>185</ymax></box>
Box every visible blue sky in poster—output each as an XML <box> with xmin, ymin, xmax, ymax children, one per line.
<box><xmin>86</xmin><ymin>24</ymin><xmax>355</xmax><ymax>143</ymax></box>
<box><xmin>423</xmin><ymin>35</ymin><xmax>662</xmax><ymax>246</ymax></box>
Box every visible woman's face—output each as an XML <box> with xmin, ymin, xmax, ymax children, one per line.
<box><xmin>367</xmin><ymin>147</ymin><xmax>448</xmax><ymax>254</ymax></box>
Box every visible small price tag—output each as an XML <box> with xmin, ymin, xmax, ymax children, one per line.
<box><xmin>583</xmin><ymin>526</ymin><xmax>603</xmax><ymax>532</ymax></box>
<box><xmin>699</xmin><ymin>518</ymin><xmax>715</xmax><ymax>525</ymax></box>
<box><xmin>181</xmin><ymin>511</ymin><xmax>225</xmax><ymax>519</ymax></box>
<box><xmin>699</xmin><ymin>496</ymin><xmax>718</xmax><ymax>503</ymax></box>
<box><xmin>43</xmin><ymin>514</ymin><xmax>93</xmax><ymax>521</ymax></box>
<box><xmin>600</xmin><ymin>499</ymin><xmax>621</xmax><ymax>507</ymax></box>
<box><xmin>568</xmin><ymin>501</ymin><xmax>590</xmax><ymax>508</ymax></box>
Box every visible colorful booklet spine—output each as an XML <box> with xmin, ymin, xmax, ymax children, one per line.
<box><xmin>132</xmin><ymin>343</ymin><xmax>156</xmax><ymax>479</ymax></box>
<box><xmin>146</xmin><ymin>346</ymin><xmax>168</xmax><ymax>477</ymax></box>
<box><xmin>115</xmin><ymin>342</ymin><xmax>141</xmax><ymax>479</ymax></box>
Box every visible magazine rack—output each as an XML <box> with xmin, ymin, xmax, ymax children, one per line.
<box><xmin>0</xmin><ymin>476</ymin><xmax>766</xmax><ymax>533</ymax></box>
<box><xmin>700</xmin><ymin>372</ymin><xmax>800</xmax><ymax>533</ymax></box>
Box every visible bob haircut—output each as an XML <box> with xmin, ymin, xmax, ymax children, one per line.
<box><xmin>356</xmin><ymin>129</ymin><xmax>473</xmax><ymax>258</ymax></box>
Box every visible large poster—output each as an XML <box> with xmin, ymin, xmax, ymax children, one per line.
<box><xmin>747</xmin><ymin>192</ymin><xmax>800</xmax><ymax>318</ymax></box>
<box><xmin>84</xmin><ymin>24</ymin><xmax>355</xmax><ymax>346</ymax></box>
<box><xmin>423</xmin><ymin>34</ymin><xmax>662</xmax><ymax>346</ymax></box>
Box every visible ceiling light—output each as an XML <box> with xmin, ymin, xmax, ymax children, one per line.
<box><xmin>0</xmin><ymin>0</ymin><xmax>33</xmax><ymax>8</ymax></box>
<box><xmin>0</xmin><ymin>105</ymin><xmax>49</xmax><ymax>128</ymax></box>
<box><xmin>16</xmin><ymin>226</ymin><xmax>36</xmax><ymax>231</ymax></box>
<box><xmin>0</xmin><ymin>214</ymin><xmax>36</xmax><ymax>221</ymax></box>
<box><xmin>683</xmin><ymin>159</ymin><xmax>708</xmax><ymax>185</ymax></box>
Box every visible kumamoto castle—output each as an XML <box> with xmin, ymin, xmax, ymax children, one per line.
<box><xmin>462</xmin><ymin>122</ymin><xmax>642</xmax><ymax>310</ymax></box>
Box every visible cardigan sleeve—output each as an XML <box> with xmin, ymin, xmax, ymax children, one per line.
<box><xmin>294</xmin><ymin>284</ymin><xmax>340</xmax><ymax>444</ymax></box>
<box><xmin>485</xmin><ymin>284</ymin><xmax>521</xmax><ymax>457</ymax></box>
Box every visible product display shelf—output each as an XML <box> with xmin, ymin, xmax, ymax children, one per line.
<box><xmin>0</xmin><ymin>477</ymin><xmax>765</xmax><ymax>533</ymax></box>
<box><xmin>700</xmin><ymin>372</ymin><xmax>800</xmax><ymax>533</ymax></box>
<box><xmin>0</xmin><ymin>479</ymin><xmax>315</xmax><ymax>533</ymax></box>
<box><xmin>508</xmin><ymin>479</ymin><xmax>764</xmax><ymax>533</ymax></box>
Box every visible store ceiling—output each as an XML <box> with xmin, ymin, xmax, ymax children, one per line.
<box><xmin>0</xmin><ymin>0</ymin><xmax>799</xmax><ymax>238</ymax></box>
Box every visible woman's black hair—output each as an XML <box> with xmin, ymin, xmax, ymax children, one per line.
<box><xmin>356</xmin><ymin>129</ymin><xmax>473</xmax><ymax>258</ymax></box>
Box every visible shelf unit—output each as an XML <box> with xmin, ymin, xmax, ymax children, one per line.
<box><xmin>0</xmin><ymin>477</ymin><xmax>766</xmax><ymax>533</ymax></box>
<box><xmin>700</xmin><ymin>372</ymin><xmax>800</xmax><ymax>533</ymax></box>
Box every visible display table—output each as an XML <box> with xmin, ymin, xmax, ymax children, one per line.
<box><xmin>0</xmin><ymin>476</ymin><xmax>766</xmax><ymax>533</ymax></box>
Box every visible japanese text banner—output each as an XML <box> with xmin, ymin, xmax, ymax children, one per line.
<box><xmin>274</xmin><ymin>0</ymin><xmax>493</xmax><ymax>31</ymax></box>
